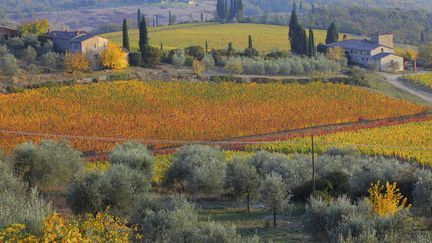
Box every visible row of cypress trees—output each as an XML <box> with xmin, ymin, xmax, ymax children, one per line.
<box><xmin>289</xmin><ymin>8</ymin><xmax>316</xmax><ymax>57</ymax></box>
<box><xmin>217</xmin><ymin>0</ymin><xmax>243</xmax><ymax>21</ymax></box>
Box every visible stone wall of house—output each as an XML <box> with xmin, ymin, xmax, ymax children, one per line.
<box><xmin>371</xmin><ymin>34</ymin><xmax>393</xmax><ymax>48</ymax></box>
<box><xmin>378</xmin><ymin>54</ymin><xmax>404</xmax><ymax>72</ymax></box>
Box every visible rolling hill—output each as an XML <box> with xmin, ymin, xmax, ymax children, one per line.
<box><xmin>102</xmin><ymin>23</ymin><xmax>335</xmax><ymax>51</ymax></box>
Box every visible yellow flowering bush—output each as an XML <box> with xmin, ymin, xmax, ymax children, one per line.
<box><xmin>367</xmin><ymin>180</ymin><xmax>411</xmax><ymax>216</ymax></box>
<box><xmin>0</xmin><ymin>212</ymin><xmax>134</xmax><ymax>242</ymax></box>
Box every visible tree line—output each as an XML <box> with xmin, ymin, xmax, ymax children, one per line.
<box><xmin>217</xmin><ymin>0</ymin><xmax>244</xmax><ymax>22</ymax></box>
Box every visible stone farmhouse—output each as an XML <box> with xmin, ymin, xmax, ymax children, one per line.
<box><xmin>46</xmin><ymin>30</ymin><xmax>108</xmax><ymax>59</ymax></box>
<box><xmin>0</xmin><ymin>25</ymin><xmax>18</xmax><ymax>40</ymax></box>
<box><xmin>327</xmin><ymin>32</ymin><xmax>404</xmax><ymax>72</ymax></box>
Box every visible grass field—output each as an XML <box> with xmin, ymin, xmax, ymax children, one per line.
<box><xmin>246</xmin><ymin>119</ymin><xmax>432</xmax><ymax>166</ymax></box>
<box><xmin>102</xmin><ymin>23</ymin><xmax>335</xmax><ymax>51</ymax></box>
<box><xmin>0</xmin><ymin>81</ymin><xmax>425</xmax><ymax>153</ymax></box>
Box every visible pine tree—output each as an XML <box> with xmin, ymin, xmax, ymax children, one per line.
<box><xmin>139</xmin><ymin>16</ymin><xmax>149</xmax><ymax>59</ymax></box>
<box><xmin>137</xmin><ymin>8</ymin><xmax>141</xmax><ymax>28</ymax></box>
<box><xmin>325</xmin><ymin>22</ymin><xmax>339</xmax><ymax>44</ymax></box>
<box><xmin>248</xmin><ymin>35</ymin><xmax>253</xmax><ymax>49</ymax></box>
<box><xmin>122</xmin><ymin>19</ymin><xmax>130</xmax><ymax>51</ymax></box>
<box><xmin>308</xmin><ymin>28</ymin><xmax>316</xmax><ymax>57</ymax></box>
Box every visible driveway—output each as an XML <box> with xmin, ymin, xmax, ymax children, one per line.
<box><xmin>379</xmin><ymin>72</ymin><xmax>432</xmax><ymax>105</ymax></box>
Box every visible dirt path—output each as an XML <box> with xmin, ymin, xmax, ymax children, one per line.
<box><xmin>380</xmin><ymin>72</ymin><xmax>432</xmax><ymax>105</ymax></box>
<box><xmin>82</xmin><ymin>112</ymin><xmax>432</xmax><ymax>160</ymax></box>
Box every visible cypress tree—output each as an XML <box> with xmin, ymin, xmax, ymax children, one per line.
<box><xmin>325</xmin><ymin>22</ymin><xmax>339</xmax><ymax>44</ymax></box>
<box><xmin>230</xmin><ymin>0</ymin><xmax>236</xmax><ymax>20</ymax></box>
<box><xmin>421</xmin><ymin>30</ymin><xmax>426</xmax><ymax>44</ymax></box>
<box><xmin>308</xmin><ymin>28</ymin><xmax>316</xmax><ymax>57</ymax></box>
<box><xmin>152</xmin><ymin>17</ymin><xmax>155</xmax><ymax>27</ymax></box>
<box><xmin>301</xmin><ymin>29</ymin><xmax>308</xmax><ymax>56</ymax></box>
<box><xmin>237</xmin><ymin>0</ymin><xmax>244</xmax><ymax>21</ymax></box>
<box><xmin>299</xmin><ymin>2</ymin><xmax>303</xmax><ymax>11</ymax></box>
<box><xmin>248</xmin><ymin>35</ymin><xmax>253</xmax><ymax>49</ymax></box>
<box><xmin>139</xmin><ymin>16</ymin><xmax>149</xmax><ymax>60</ymax></box>
<box><xmin>201</xmin><ymin>11</ymin><xmax>204</xmax><ymax>22</ymax></box>
<box><xmin>137</xmin><ymin>8</ymin><xmax>141</xmax><ymax>28</ymax></box>
<box><xmin>205</xmin><ymin>40</ymin><xmax>208</xmax><ymax>52</ymax></box>
<box><xmin>225</xmin><ymin>0</ymin><xmax>229</xmax><ymax>20</ymax></box>
<box><xmin>293</xmin><ymin>2</ymin><xmax>297</xmax><ymax>12</ymax></box>
<box><xmin>289</xmin><ymin>9</ymin><xmax>303</xmax><ymax>55</ymax></box>
<box><xmin>160</xmin><ymin>42</ymin><xmax>163</xmax><ymax>51</ymax></box>
<box><xmin>122</xmin><ymin>19</ymin><xmax>130</xmax><ymax>51</ymax></box>
<box><xmin>217</xmin><ymin>0</ymin><xmax>225</xmax><ymax>20</ymax></box>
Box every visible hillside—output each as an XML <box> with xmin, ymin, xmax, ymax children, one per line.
<box><xmin>102</xmin><ymin>23</ymin><xmax>334</xmax><ymax>51</ymax></box>
<box><xmin>0</xmin><ymin>81</ymin><xmax>425</xmax><ymax>153</ymax></box>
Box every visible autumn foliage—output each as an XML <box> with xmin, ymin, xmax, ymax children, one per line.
<box><xmin>0</xmin><ymin>212</ymin><xmax>134</xmax><ymax>242</ymax></box>
<box><xmin>368</xmin><ymin>180</ymin><xmax>411</xmax><ymax>216</ymax></box>
<box><xmin>99</xmin><ymin>42</ymin><xmax>128</xmax><ymax>70</ymax></box>
<box><xmin>0</xmin><ymin>81</ymin><xmax>425</xmax><ymax>152</ymax></box>
<box><xmin>63</xmin><ymin>52</ymin><xmax>89</xmax><ymax>73</ymax></box>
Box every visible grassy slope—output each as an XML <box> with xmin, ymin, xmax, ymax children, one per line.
<box><xmin>102</xmin><ymin>23</ymin><xmax>331</xmax><ymax>51</ymax></box>
<box><xmin>366</xmin><ymin>72</ymin><xmax>432</xmax><ymax>106</ymax></box>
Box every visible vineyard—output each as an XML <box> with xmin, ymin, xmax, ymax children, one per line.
<box><xmin>0</xmin><ymin>80</ymin><xmax>426</xmax><ymax>153</ymax></box>
<box><xmin>404</xmin><ymin>73</ymin><xmax>432</xmax><ymax>90</ymax></box>
<box><xmin>246</xmin><ymin>120</ymin><xmax>432</xmax><ymax>166</ymax></box>
<box><xmin>102</xmin><ymin>23</ymin><xmax>335</xmax><ymax>51</ymax></box>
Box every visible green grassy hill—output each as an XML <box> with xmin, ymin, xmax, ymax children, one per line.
<box><xmin>102</xmin><ymin>23</ymin><xmax>334</xmax><ymax>52</ymax></box>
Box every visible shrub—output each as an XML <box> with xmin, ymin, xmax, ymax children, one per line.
<box><xmin>367</xmin><ymin>180</ymin><xmax>411</xmax><ymax>217</ymax></box>
<box><xmin>184</xmin><ymin>55</ymin><xmax>196</xmax><ymax>67</ymax></box>
<box><xmin>172</xmin><ymin>50</ymin><xmax>186</xmax><ymax>68</ymax></box>
<box><xmin>0</xmin><ymin>54</ymin><xmax>19</xmax><ymax>75</ymax></box>
<box><xmin>141</xmin><ymin>45</ymin><xmax>161</xmax><ymax>65</ymax></box>
<box><xmin>192</xmin><ymin>60</ymin><xmax>206</xmax><ymax>76</ymax></box>
<box><xmin>108</xmin><ymin>141</ymin><xmax>154</xmax><ymax>183</ymax></box>
<box><xmin>163</xmin><ymin>145</ymin><xmax>226</xmax><ymax>194</ymax></box>
<box><xmin>130</xmin><ymin>196</ymin><xmax>249</xmax><ymax>243</ymax></box>
<box><xmin>22</xmin><ymin>46</ymin><xmax>37</xmax><ymax>63</ymax></box>
<box><xmin>412</xmin><ymin>169</ymin><xmax>432</xmax><ymax>216</ymax></box>
<box><xmin>11</xmin><ymin>140</ymin><xmax>82</xmax><ymax>190</ymax></box>
<box><xmin>128</xmin><ymin>52</ymin><xmax>141</xmax><ymax>66</ymax></box>
<box><xmin>98</xmin><ymin>42</ymin><xmax>128</xmax><ymax>70</ymax></box>
<box><xmin>64</xmin><ymin>52</ymin><xmax>89</xmax><ymax>73</ymax></box>
<box><xmin>185</xmin><ymin>46</ymin><xmax>205</xmax><ymax>60</ymax></box>
<box><xmin>224</xmin><ymin>58</ymin><xmax>244</xmax><ymax>74</ymax></box>
<box><xmin>201</xmin><ymin>53</ymin><xmax>215</xmax><ymax>69</ymax></box>
<box><xmin>40</xmin><ymin>51</ymin><xmax>59</xmax><ymax>69</ymax></box>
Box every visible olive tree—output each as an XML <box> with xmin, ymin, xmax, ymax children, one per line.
<box><xmin>11</xmin><ymin>140</ymin><xmax>82</xmax><ymax>190</ymax></box>
<box><xmin>260</xmin><ymin>172</ymin><xmax>291</xmax><ymax>227</ymax></box>
<box><xmin>67</xmin><ymin>163</ymin><xmax>150</xmax><ymax>216</ymax></box>
<box><xmin>0</xmin><ymin>160</ymin><xmax>52</xmax><ymax>235</ymax></box>
<box><xmin>109</xmin><ymin>141</ymin><xmax>154</xmax><ymax>183</ymax></box>
<box><xmin>413</xmin><ymin>169</ymin><xmax>432</xmax><ymax>216</ymax></box>
<box><xmin>225</xmin><ymin>157</ymin><xmax>260</xmax><ymax>212</ymax></box>
<box><xmin>163</xmin><ymin>145</ymin><xmax>226</xmax><ymax>194</ymax></box>
<box><xmin>0</xmin><ymin>53</ymin><xmax>19</xmax><ymax>75</ymax></box>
